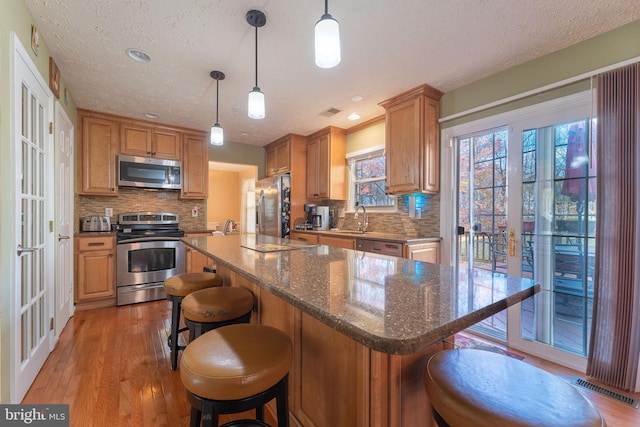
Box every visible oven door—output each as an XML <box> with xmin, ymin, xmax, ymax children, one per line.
<box><xmin>116</xmin><ymin>239</ymin><xmax>185</xmax><ymax>305</ymax></box>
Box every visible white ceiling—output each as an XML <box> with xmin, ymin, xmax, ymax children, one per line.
<box><xmin>25</xmin><ymin>0</ymin><xmax>640</xmax><ymax>147</ymax></box>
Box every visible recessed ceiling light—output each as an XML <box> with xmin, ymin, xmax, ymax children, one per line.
<box><xmin>351</xmin><ymin>95</ymin><xmax>363</xmax><ymax>102</ymax></box>
<box><xmin>348</xmin><ymin>113</ymin><xmax>361</xmax><ymax>120</ymax></box>
<box><xmin>126</xmin><ymin>48</ymin><xmax>151</xmax><ymax>63</ymax></box>
<box><xmin>240</xmin><ymin>131</ymin><xmax>250</xmax><ymax>136</ymax></box>
<box><xmin>144</xmin><ymin>112</ymin><xmax>159</xmax><ymax>119</ymax></box>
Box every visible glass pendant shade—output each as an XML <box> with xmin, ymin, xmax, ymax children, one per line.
<box><xmin>210</xmin><ymin>124</ymin><xmax>223</xmax><ymax>145</ymax></box>
<box><xmin>315</xmin><ymin>15</ymin><xmax>340</xmax><ymax>68</ymax></box>
<box><xmin>248</xmin><ymin>88</ymin><xmax>265</xmax><ymax>119</ymax></box>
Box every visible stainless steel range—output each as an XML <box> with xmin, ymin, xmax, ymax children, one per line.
<box><xmin>116</xmin><ymin>212</ymin><xmax>185</xmax><ymax>306</ymax></box>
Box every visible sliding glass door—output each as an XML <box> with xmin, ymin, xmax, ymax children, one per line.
<box><xmin>457</xmin><ymin>128</ymin><xmax>508</xmax><ymax>340</ymax></box>
<box><xmin>452</xmin><ymin>91</ymin><xmax>596</xmax><ymax>369</ymax></box>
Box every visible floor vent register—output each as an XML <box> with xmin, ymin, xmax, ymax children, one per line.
<box><xmin>571</xmin><ymin>377</ymin><xmax>640</xmax><ymax>408</ymax></box>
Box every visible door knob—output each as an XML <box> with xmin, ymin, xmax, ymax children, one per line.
<box><xmin>58</xmin><ymin>234</ymin><xmax>71</xmax><ymax>241</ymax></box>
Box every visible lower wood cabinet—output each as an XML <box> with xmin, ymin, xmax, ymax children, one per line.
<box><xmin>74</xmin><ymin>235</ymin><xmax>116</xmax><ymax>308</ymax></box>
<box><xmin>404</xmin><ymin>241</ymin><xmax>441</xmax><ymax>263</ymax></box>
<box><xmin>218</xmin><ymin>264</ymin><xmax>446</xmax><ymax>427</ymax></box>
<box><xmin>185</xmin><ymin>234</ymin><xmax>216</xmax><ymax>273</ymax></box>
<box><xmin>290</xmin><ymin>232</ymin><xmax>319</xmax><ymax>244</ymax></box>
<box><xmin>318</xmin><ymin>234</ymin><xmax>355</xmax><ymax>249</ymax></box>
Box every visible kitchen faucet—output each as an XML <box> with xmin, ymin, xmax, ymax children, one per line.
<box><xmin>354</xmin><ymin>203</ymin><xmax>368</xmax><ymax>232</ymax></box>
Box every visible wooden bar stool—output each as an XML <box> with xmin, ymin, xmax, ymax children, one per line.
<box><xmin>424</xmin><ymin>349</ymin><xmax>606</xmax><ymax>427</ymax></box>
<box><xmin>181</xmin><ymin>286</ymin><xmax>254</xmax><ymax>341</ymax></box>
<box><xmin>164</xmin><ymin>272</ymin><xmax>223</xmax><ymax>370</ymax></box>
<box><xmin>180</xmin><ymin>324</ymin><xmax>293</xmax><ymax>427</ymax></box>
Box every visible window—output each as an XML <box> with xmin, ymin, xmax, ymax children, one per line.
<box><xmin>347</xmin><ymin>147</ymin><xmax>396</xmax><ymax>211</ymax></box>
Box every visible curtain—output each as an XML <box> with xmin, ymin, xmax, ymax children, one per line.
<box><xmin>587</xmin><ymin>63</ymin><xmax>640</xmax><ymax>391</ymax></box>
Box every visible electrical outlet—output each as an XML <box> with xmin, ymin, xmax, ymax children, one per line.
<box><xmin>105</xmin><ymin>207</ymin><xmax>113</xmax><ymax>217</ymax></box>
<box><xmin>192</xmin><ymin>207</ymin><xmax>198</xmax><ymax>217</ymax></box>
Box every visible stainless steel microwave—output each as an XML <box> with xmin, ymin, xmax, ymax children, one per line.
<box><xmin>118</xmin><ymin>155</ymin><xmax>181</xmax><ymax>190</ymax></box>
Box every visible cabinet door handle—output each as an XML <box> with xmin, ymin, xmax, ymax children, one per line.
<box><xmin>58</xmin><ymin>234</ymin><xmax>71</xmax><ymax>241</ymax></box>
<box><xmin>88</xmin><ymin>242</ymin><xmax>105</xmax><ymax>247</ymax></box>
<box><xmin>110</xmin><ymin>188</ymin><xmax>115</xmax><ymax>191</ymax></box>
<box><xmin>151</xmin><ymin>151</ymin><xmax>156</xmax><ymax>155</ymax></box>
<box><xmin>109</xmin><ymin>253</ymin><xmax>114</xmax><ymax>257</ymax></box>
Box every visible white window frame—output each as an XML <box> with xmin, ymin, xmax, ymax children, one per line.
<box><xmin>346</xmin><ymin>145</ymin><xmax>397</xmax><ymax>213</ymax></box>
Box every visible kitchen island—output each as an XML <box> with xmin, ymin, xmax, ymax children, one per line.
<box><xmin>182</xmin><ymin>234</ymin><xmax>539</xmax><ymax>426</ymax></box>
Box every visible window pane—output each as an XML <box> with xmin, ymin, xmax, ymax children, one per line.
<box><xmin>355</xmin><ymin>180</ymin><xmax>395</xmax><ymax>207</ymax></box>
<box><xmin>355</xmin><ymin>156</ymin><xmax>386</xmax><ymax>180</ymax></box>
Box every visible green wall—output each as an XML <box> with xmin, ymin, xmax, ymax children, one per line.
<box><xmin>209</xmin><ymin>140</ymin><xmax>266</xmax><ymax>178</ymax></box>
<box><xmin>440</xmin><ymin>20</ymin><xmax>640</xmax><ymax>127</ymax></box>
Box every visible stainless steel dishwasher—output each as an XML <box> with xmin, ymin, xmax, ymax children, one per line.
<box><xmin>355</xmin><ymin>238</ymin><xmax>404</xmax><ymax>257</ymax></box>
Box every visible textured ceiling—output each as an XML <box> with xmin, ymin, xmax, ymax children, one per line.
<box><xmin>25</xmin><ymin>0</ymin><xmax>640</xmax><ymax>146</ymax></box>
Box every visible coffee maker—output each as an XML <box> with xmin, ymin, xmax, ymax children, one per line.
<box><xmin>300</xmin><ymin>203</ymin><xmax>316</xmax><ymax>230</ymax></box>
<box><xmin>313</xmin><ymin>206</ymin><xmax>330</xmax><ymax>231</ymax></box>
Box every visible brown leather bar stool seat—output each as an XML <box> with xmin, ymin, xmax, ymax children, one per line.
<box><xmin>180</xmin><ymin>324</ymin><xmax>293</xmax><ymax>427</ymax></box>
<box><xmin>424</xmin><ymin>349</ymin><xmax>606</xmax><ymax>427</ymax></box>
<box><xmin>181</xmin><ymin>286</ymin><xmax>254</xmax><ymax>341</ymax></box>
<box><xmin>164</xmin><ymin>272</ymin><xmax>223</xmax><ymax>370</ymax></box>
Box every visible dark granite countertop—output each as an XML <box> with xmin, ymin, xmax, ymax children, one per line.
<box><xmin>182</xmin><ymin>234</ymin><xmax>539</xmax><ymax>355</ymax></box>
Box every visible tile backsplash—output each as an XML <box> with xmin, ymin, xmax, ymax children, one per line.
<box><xmin>325</xmin><ymin>194</ymin><xmax>440</xmax><ymax>238</ymax></box>
<box><xmin>75</xmin><ymin>187</ymin><xmax>206</xmax><ymax>233</ymax></box>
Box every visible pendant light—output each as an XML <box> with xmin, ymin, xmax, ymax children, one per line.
<box><xmin>247</xmin><ymin>10</ymin><xmax>266</xmax><ymax>119</ymax></box>
<box><xmin>315</xmin><ymin>0</ymin><xmax>341</xmax><ymax>68</ymax></box>
<box><xmin>209</xmin><ymin>70</ymin><xmax>225</xmax><ymax>145</ymax></box>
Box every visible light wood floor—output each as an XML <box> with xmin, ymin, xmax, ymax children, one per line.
<box><xmin>23</xmin><ymin>300</ymin><xmax>640</xmax><ymax>426</ymax></box>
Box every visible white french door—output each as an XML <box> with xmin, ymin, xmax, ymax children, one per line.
<box><xmin>12</xmin><ymin>33</ymin><xmax>54</xmax><ymax>402</ymax></box>
<box><xmin>54</xmin><ymin>102</ymin><xmax>75</xmax><ymax>336</ymax></box>
<box><xmin>446</xmin><ymin>90</ymin><xmax>596</xmax><ymax>371</ymax></box>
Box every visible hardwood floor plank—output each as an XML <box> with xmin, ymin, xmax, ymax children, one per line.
<box><xmin>23</xmin><ymin>300</ymin><xmax>639</xmax><ymax>426</ymax></box>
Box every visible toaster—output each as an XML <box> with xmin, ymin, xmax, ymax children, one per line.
<box><xmin>81</xmin><ymin>216</ymin><xmax>111</xmax><ymax>232</ymax></box>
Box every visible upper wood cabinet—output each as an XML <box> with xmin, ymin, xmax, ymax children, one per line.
<box><xmin>78</xmin><ymin>111</ymin><xmax>118</xmax><ymax>196</ymax></box>
<box><xmin>306</xmin><ymin>126</ymin><xmax>346</xmax><ymax>200</ymax></box>
<box><xmin>120</xmin><ymin>123</ymin><xmax>182</xmax><ymax>160</ymax></box>
<box><xmin>181</xmin><ymin>132</ymin><xmax>208</xmax><ymax>199</ymax></box>
<box><xmin>264</xmin><ymin>134</ymin><xmax>308</xmax><ymax>224</ymax></box>
<box><xmin>379</xmin><ymin>84</ymin><xmax>443</xmax><ymax>195</ymax></box>
<box><xmin>265</xmin><ymin>136</ymin><xmax>291</xmax><ymax>176</ymax></box>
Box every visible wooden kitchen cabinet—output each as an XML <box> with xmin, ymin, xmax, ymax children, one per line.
<box><xmin>75</xmin><ymin>235</ymin><xmax>116</xmax><ymax>308</ymax></box>
<box><xmin>379</xmin><ymin>84</ymin><xmax>443</xmax><ymax>194</ymax></box>
<box><xmin>290</xmin><ymin>231</ymin><xmax>319</xmax><ymax>244</ymax></box>
<box><xmin>264</xmin><ymin>134</ymin><xmax>308</xmax><ymax>224</ymax></box>
<box><xmin>185</xmin><ymin>245</ymin><xmax>215</xmax><ymax>273</ymax></box>
<box><xmin>184</xmin><ymin>233</ymin><xmax>216</xmax><ymax>273</ymax></box>
<box><xmin>306</xmin><ymin>126</ymin><xmax>346</xmax><ymax>200</ymax></box>
<box><xmin>404</xmin><ymin>241</ymin><xmax>441</xmax><ymax>264</ymax></box>
<box><xmin>265</xmin><ymin>136</ymin><xmax>291</xmax><ymax>176</ymax></box>
<box><xmin>216</xmin><ymin>263</ymin><xmax>445</xmax><ymax>427</ymax></box>
<box><xmin>318</xmin><ymin>234</ymin><xmax>355</xmax><ymax>249</ymax></box>
<box><xmin>78</xmin><ymin>111</ymin><xmax>118</xmax><ymax>195</ymax></box>
<box><xmin>181</xmin><ymin>132</ymin><xmax>208</xmax><ymax>199</ymax></box>
<box><xmin>120</xmin><ymin>123</ymin><xmax>181</xmax><ymax>160</ymax></box>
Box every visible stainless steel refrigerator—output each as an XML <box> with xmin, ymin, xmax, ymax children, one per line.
<box><xmin>256</xmin><ymin>174</ymin><xmax>291</xmax><ymax>238</ymax></box>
